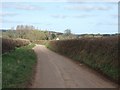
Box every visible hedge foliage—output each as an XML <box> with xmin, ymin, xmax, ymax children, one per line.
<box><xmin>2</xmin><ymin>38</ymin><xmax>30</xmax><ymax>54</ymax></box>
<box><xmin>47</xmin><ymin>36</ymin><xmax>119</xmax><ymax>83</ymax></box>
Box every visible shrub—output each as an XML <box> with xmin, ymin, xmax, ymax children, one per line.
<box><xmin>2</xmin><ymin>38</ymin><xmax>30</xmax><ymax>54</ymax></box>
<box><xmin>47</xmin><ymin>36</ymin><xmax>119</xmax><ymax>82</ymax></box>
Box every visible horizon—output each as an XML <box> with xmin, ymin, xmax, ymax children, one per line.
<box><xmin>1</xmin><ymin>1</ymin><xmax>118</xmax><ymax>34</ymax></box>
<box><xmin>0</xmin><ymin>28</ymin><xmax>119</xmax><ymax>35</ymax></box>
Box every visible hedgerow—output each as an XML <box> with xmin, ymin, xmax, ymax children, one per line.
<box><xmin>2</xmin><ymin>38</ymin><xmax>30</xmax><ymax>53</ymax></box>
<box><xmin>46</xmin><ymin>36</ymin><xmax>119</xmax><ymax>83</ymax></box>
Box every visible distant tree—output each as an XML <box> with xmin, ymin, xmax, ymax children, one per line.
<box><xmin>16</xmin><ymin>25</ymin><xmax>20</xmax><ymax>30</ymax></box>
<box><xmin>25</xmin><ymin>25</ymin><xmax>29</xmax><ymax>30</ymax></box>
<box><xmin>43</xmin><ymin>31</ymin><xmax>49</xmax><ymax>40</ymax></box>
<box><xmin>15</xmin><ymin>25</ymin><xmax>36</xmax><ymax>39</ymax></box>
<box><xmin>6</xmin><ymin>30</ymin><xmax>14</xmax><ymax>38</ymax></box>
<box><xmin>31</xmin><ymin>25</ymin><xmax>35</xmax><ymax>30</ymax></box>
<box><xmin>62</xmin><ymin>29</ymin><xmax>77</xmax><ymax>39</ymax></box>
<box><xmin>64</xmin><ymin>29</ymin><xmax>71</xmax><ymax>36</ymax></box>
<box><xmin>3</xmin><ymin>25</ymin><xmax>56</xmax><ymax>41</ymax></box>
<box><xmin>50</xmin><ymin>33</ymin><xmax>56</xmax><ymax>40</ymax></box>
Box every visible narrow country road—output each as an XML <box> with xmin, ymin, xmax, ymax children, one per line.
<box><xmin>31</xmin><ymin>45</ymin><xmax>117</xmax><ymax>88</ymax></box>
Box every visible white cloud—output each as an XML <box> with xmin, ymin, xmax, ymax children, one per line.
<box><xmin>2</xmin><ymin>19</ymin><xmax>22</xmax><ymax>23</ymax></box>
<box><xmin>1</xmin><ymin>0</ymin><xmax>119</xmax><ymax>2</ymax></box>
<box><xmin>0</xmin><ymin>18</ymin><xmax>2</xmax><ymax>23</ymax></box>
<box><xmin>0</xmin><ymin>12</ymin><xmax>18</xmax><ymax>17</ymax></box>
<box><xmin>97</xmin><ymin>22</ymin><xmax>119</xmax><ymax>26</ymax></box>
<box><xmin>73</xmin><ymin>14</ymin><xmax>96</xmax><ymax>18</ymax></box>
<box><xmin>51</xmin><ymin>14</ymin><xmax>97</xmax><ymax>19</ymax></box>
<box><xmin>66</xmin><ymin>0</ymin><xmax>119</xmax><ymax>2</ymax></box>
<box><xmin>2</xmin><ymin>0</ymin><xmax>67</xmax><ymax>2</ymax></box>
<box><xmin>1</xmin><ymin>0</ymin><xmax>66</xmax><ymax>3</ymax></box>
<box><xmin>2</xmin><ymin>3</ymin><xmax>44</xmax><ymax>11</ymax></box>
<box><xmin>51</xmin><ymin>14</ymin><xmax>69</xmax><ymax>19</ymax></box>
<box><xmin>64</xmin><ymin>5</ymin><xmax>111</xmax><ymax>11</ymax></box>
<box><xmin>2</xmin><ymin>19</ymin><xmax>50</xmax><ymax>26</ymax></box>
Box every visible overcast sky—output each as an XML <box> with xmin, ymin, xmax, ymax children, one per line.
<box><xmin>1</xmin><ymin>0</ymin><xmax>119</xmax><ymax>34</ymax></box>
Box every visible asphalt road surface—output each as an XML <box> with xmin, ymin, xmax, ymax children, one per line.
<box><xmin>31</xmin><ymin>45</ymin><xmax>117</xmax><ymax>88</ymax></box>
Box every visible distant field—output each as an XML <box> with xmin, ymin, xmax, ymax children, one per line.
<box><xmin>46</xmin><ymin>36</ymin><xmax>119</xmax><ymax>83</ymax></box>
<box><xmin>32</xmin><ymin>40</ymin><xmax>49</xmax><ymax>45</ymax></box>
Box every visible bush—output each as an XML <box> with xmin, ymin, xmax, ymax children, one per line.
<box><xmin>46</xmin><ymin>36</ymin><xmax>119</xmax><ymax>82</ymax></box>
<box><xmin>2</xmin><ymin>38</ymin><xmax>30</xmax><ymax>54</ymax></box>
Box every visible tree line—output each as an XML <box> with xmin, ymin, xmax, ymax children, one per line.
<box><xmin>2</xmin><ymin>25</ymin><xmax>78</xmax><ymax>41</ymax></box>
<box><xmin>2</xmin><ymin>25</ymin><xmax>58</xmax><ymax>41</ymax></box>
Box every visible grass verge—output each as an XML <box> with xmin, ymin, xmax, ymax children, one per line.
<box><xmin>2</xmin><ymin>44</ymin><xmax>37</xmax><ymax>88</ymax></box>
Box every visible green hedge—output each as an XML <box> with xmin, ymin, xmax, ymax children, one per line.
<box><xmin>2</xmin><ymin>38</ymin><xmax>30</xmax><ymax>54</ymax></box>
<box><xmin>46</xmin><ymin>36</ymin><xmax>119</xmax><ymax>83</ymax></box>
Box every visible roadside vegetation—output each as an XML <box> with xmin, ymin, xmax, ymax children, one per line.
<box><xmin>1</xmin><ymin>24</ymin><xmax>119</xmax><ymax>88</ymax></box>
<box><xmin>32</xmin><ymin>40</ymin><xmax>49</xmax><ymax>45</ymax></box>
<box><xmin>2</xmin><ymin>38</ymin><xmax>30</xmax><ymax>54</ymax></box>
<box><xmin>46</xmin><ymin>36</ymin><xmax>119</xmax><ymax>83</ymax></box>
<box><xmin>2</xmin><ymin>44</ymin><xmax>37</xmax><ymax>88</ymax></box>
<box><xmin>2</xmin><ymin>25</ymin><xmax>58</xmax><ymax>42</ymax></box>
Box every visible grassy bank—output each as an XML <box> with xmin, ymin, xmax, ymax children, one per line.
<box><xmin>46</xmin><ymin>37</ymin><xmax>119</xmax><ymax>83</ymax></box>
<box><xmin>2</xmin><ymin>44</ymin><xmax>37</xmax><ymax>88</ymax></box>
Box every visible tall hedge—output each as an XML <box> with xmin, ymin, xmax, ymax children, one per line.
<box><xmin>47</xmin><ymin>36</ymin><xmax>119</xmax><ymax>83</ymax></box>
<box><xmin>2</xmin><ymin>38</ymin><xmax>30</xmax><ymax>53</ymax></box>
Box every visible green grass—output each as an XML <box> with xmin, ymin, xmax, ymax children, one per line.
<box><xmin>2</xmin><ymin>44</ymin><xmax>37</xmax><ymax>88</ymax></box>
